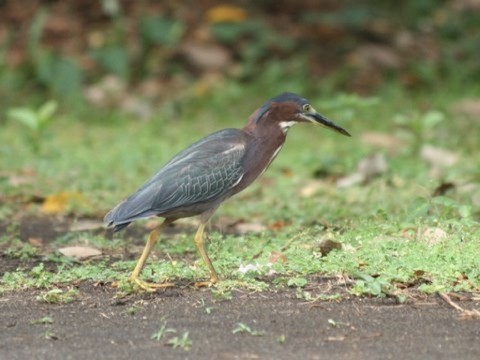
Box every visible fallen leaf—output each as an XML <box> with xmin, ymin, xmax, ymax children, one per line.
<box><xmin>237</xmin><ymin>263</ymin><xmax>262</xmax><ymax>274</ymax></box>
<box><xmin>451</xmin><ymin>98</ymin><xmax>480</xmax><ymax>118</ymax></box>
<box><xmin>432</xmin><ymin>182</ymin><xmax>455</xmax><ymax>197</ymax></box>
<box><xmin>361</xmin><ymin>132</ymin><xmax>406</xmax><ymax>154</ymax></box>
<box><xmin>267</xmin><ymin>221</ymin><xmax>289</xmax><ymax>231</ymax></box>
<box><xmin>327</xmin><ymin>336</ymin><xmax>346</xmax><ymax>341</ymax></box>
<box><xmin>181</xmin><ymin>42</ymin><xmax>232</xmax><ymax>72</ymax></box>
<box><xmin>421</xmin><ymin>227</ymin><xmax>447</xmax><ymax>245</ymax></box>
<box><xmin>347</xmin><ymin>44</ymin><xmax>402</xmax><ymax>69</ymax></box>
<box><xmin>268</xmin><ymin>251</ymin><xmax>287</xmax><ymax>264</ymax></box>
<box><xmin>413</xmin><ymin>270</ymin><xmax>426</xmax><ymax>277</ymax></box>
<box><xmin>120</xmin><ymin>96</ymin><xmax>153</xmax><ymax>120</ymax></box>
<box><xmin>318</xmin><ymin>239</ymin><xmax>342</xmax><ymax>256</ymax></box>
<box><xmin>234</xmin><ymin>221</ymin><xmax>267</xmax><ymax>234</ymax></box>
<box><xmin>84</xmin><ymin>75</ymin><xmax>126</xmax><ymax>107</ymax></box>
<box><xmin>41</xmin><ymin>192</ymin><xmax>84</xmax><ymax>214</ymax></box>
<box><xmin>421</xmin><ymin>145</ymin><xmax>458</xmax><ymax>178</ymax></box>
<box><xmin>337</xmin><ymin>153</ymin><xmax>387</xmax><ymax>188</ymax></box>
<box><xmin>70</xmin><ymin>220</ymin><xmax>104</xmax><ymax>232</ymax></box>
<box><xmin>300</xmin><ymin>180</ymin><xmax>323</xmax><ymax>198</ymax></box>
<box><xmin>58</xmin><ymin>246</ymin><xmax>102</xmax><ymax>259</ymax></box>
<box><xmin>357</xmin><ymin>153</ymin><xmax>388</xmax><ymax>179</ymax></box>
<box><xmin>401</xmin><ymin>227</ymin><xmax>417</xmax><ymax>239</ymax></box>
<box><xmin>206</xmin><ymin>5</ymin><xmax>247</xmax><ymax>23</ymax></box>
<box><xmin>28</xmin><ymin>237</ymin><xmax>44</xmax><ymax>247</ymax></box>
<box><xmin>280</xmin><ymin>167</ymin><xmax>294</xmax><ymax>177</ymax></box>
<box><xmin>336</xmin><ymin>172</ymin><xmax>364</xmax><ymax>188</ymax></box>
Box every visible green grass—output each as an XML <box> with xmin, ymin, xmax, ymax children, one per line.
<box><xmin>1</xmin><ymin>80</ymin><xmax>479</xmax><ymax>297</ymax></box>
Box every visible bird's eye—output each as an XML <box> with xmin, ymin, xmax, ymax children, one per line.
<box><xmin>303</xmin><ymin>104</ymin><xmax>311</xmax><ymax>112</ymax></box>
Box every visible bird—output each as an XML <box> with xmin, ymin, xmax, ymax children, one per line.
<box><xmin>104</xmin><ymin>92</ymin><xmax>351</xmax><ymax>290</ymax></box>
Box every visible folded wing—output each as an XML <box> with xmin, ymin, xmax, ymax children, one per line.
<box><xmin>104</xmin><ymin>129</ymin><xmax>247</xmax><ymax>231</ymax></box>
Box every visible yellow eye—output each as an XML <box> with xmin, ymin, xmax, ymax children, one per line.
<box><xmin>303</xmin><ymin>104</ymin><xmax>311</xmax><ymax>112</ymax></box>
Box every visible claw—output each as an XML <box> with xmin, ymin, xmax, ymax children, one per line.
<box><xmin>130</xmin><ymin>277</ymin><xmax>175</xmax><ymax>291</ymax></box>
<box><xmin>194</xmin><ymin>275</ymin><xmax>219</xmax><ymax>288</ymax></box>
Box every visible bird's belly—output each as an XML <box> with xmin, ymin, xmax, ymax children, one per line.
<box><xmin>155</xmin><ymin>197</ymin><xmax>226</xmax><ymax>219</ymax></box>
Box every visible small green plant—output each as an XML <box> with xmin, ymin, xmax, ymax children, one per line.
<box><xmin>43</xmin><ymin>329</ymin><xmax>58</xmax><ymax>340</ymax></box>
<box><xmin>114</xmin><ymin>277</ymin><xmax>138</xmax><ymax>297</ymax></box>
<box><xmin>350</xmin><ymin>272</ymin><xmax>406</xmax><ymax>303</ymax></box>
<box><xmin>167</xmin><ymin>331</ymin><xmax>192</xmax><ymax>351</ymax></box>
<box><xmin>124</xmin><ymin>301</ymin><xmax>144</xmax><ymax>315</ymax></box>
<box><xmin>287</xmin><ymin>277</ymin><xmax>308</xmax><ymax>288</ymax></box>
<box><xmin>31</xmin><ymin>316</ymin><xmax>54</xmax><ymax>325</ymax></box>
<box><xmin>205</xmin><ymin>306</ymin><xmax>215</xmax><ymax>314</ymax></box>
<box><xmin>232</xmin><ymin>322</ymin><xmax>265</xmax><ymax>336</ymax></box>
<box><xmin>350</xmin><ymin>272</ymin><xmax>394</xmax><ymax>297</ymax></box>
<box><xmin>328</xmin><ymin>319</ymin><xmax>349</xmax><ymax>328</ymax></box>
<box><xmin>7</xmin><ymin>100</ymin><xmax>58</xmax><ymax>152</ymax></box>
<box><xmin>3</xmin><ymin>243</ymin><xmax>38</xmax><ymax>260</ymax></box>
<box><xmin>36</xmin><ymin>288</ymin><xmax>78</xmax><ymax>304</ymax></box>
<box><xmin>277</xmin><ymin>334</ymin><xmax>286</xmax><ymax>344</ymax></box>
<box><xmin>296</xmin><ymin>289</ymin><xmax>342</xmax><ymax>302</ymax></box>
<box><xmin>151</xmin><ymin>320</ymin><xmax>176</xmax><ymax>341</ymax></box>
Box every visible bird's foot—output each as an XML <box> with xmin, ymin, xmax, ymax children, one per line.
<box><xmin>194</xmin><ymin>275</ymin><xmax>219</xmax><ymax>288</ymax></box>
<box><xmin>130</xmin><ymin>277</ymin><xmax>175</xmax><ymax>292</ymax></box>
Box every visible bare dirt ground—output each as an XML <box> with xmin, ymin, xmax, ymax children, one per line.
<box><xmin>1</xmin><ymin>217</ymin><xmax>479</xmax><ymax>359</ymax></box>
<box><xmin>1</xmin><ymin>285</ymin><xmax>480</xmax><ymax>360</ymax></box>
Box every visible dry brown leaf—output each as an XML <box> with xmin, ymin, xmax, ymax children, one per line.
<box><xmin>337</xmin><ymin>153</ymin><xmax>387</xmax><ymax>188</ymax></box>
<box><xmin>451</xmin><ymin>98</ymin><xmax>480</xmax><ymax>118</ymax></box>
<box><xmin>84</xmin><ymin>75</ymin><xmax>126</xmax><ymax>107</ymax></box>
<box><xmin>28</xmin><ymin>237</ymin><xmax>44</xmax><ymax>247</ymax></box>
<box><xmin>58</xmin><ymin>246</ymin><xmax>102</xmax><ymax>259</ymax></box>
<box><xmin>421</xmin><ymin>145</ymin><xmax>458</xmax><ymax>178</ymax></box>
<box><xmin>300</xmin><ymin>180</ymin><xmax>323</xmax><ymax>198</ymax></box>
<box><xmin>357</xmin><ymin>153</ymin><xmax>388</xmax><ymax>179</ymax></box>
<box><xmin>234</xmin><ymin>221</ymin><xmax>267</xmax><ymax>234</ymax></box>
<box><xmin>267</xmin><ymin>221</ymin><xmax>289</xmax><ymax>231</ymax></box>
<box><xmin>268</xmin><ymin>251</ymin><xmax>287</xmax><ymax>264</ymax></box>
<box><xmin>336</xmin><ymin>172</ymin><xmax>364</xmax><ymax>188</ymax></box>
<box><xmin>401</xmin><ymin>227</ymin><xmax>417</xmax><ymax>239</ymax></box>
<box><xmin>421</xmin><ymin>227</ymin><xmax>447</xmax><ymax>245</ymax></box>
<box><xmin>413</xmin><ymin>270</ymin><xmax>426</xmax><ymax>277</ymax></box>
<box><xmin>432</xmin><ymin>182</ymin><xmax>455</xmax><ymax>197</ymax></box>
<box><xmin>347</xmin><ymin>44</ymin><xmax>402</xmax><ymax>69</ymax></box>
<box><xmin>70</xmin><ymin>220</ymin><xmax>104</xmax><ymax>232</ymax></box>
<box><xmin>361</xmin><ymin>132</ymin><xmax>406</xmax><ymax>154</ymax></box>
<box><xmin>181</xmin><ymin>42</ymin><xmax>231</xmax><ymax>72</ymax></box>
<box><xmin>318</xmin><ymin>239</ymin><xmax>342</xmax><ymax>256</ymax></box>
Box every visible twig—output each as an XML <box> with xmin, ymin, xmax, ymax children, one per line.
<box><xmin>438</xmin><ymin>292</ymin><xmax>463</xmax><ymax>311</ymax></box>
<box><xmin>438</xmin><ymin>292</ymin><xmax>480</xmax><ymax>320</ymax></box>
<box><xmin>280</xmin><ymin>229</ymin><xmax>310</xmax><ymax>252</ymax></box>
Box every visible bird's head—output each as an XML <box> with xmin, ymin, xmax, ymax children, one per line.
<box><xmin>248</xmin><ymin>92</ymin><xmax>351</xmax><ymax>137</ymax></box>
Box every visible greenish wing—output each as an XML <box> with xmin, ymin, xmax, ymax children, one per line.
<box><xmin>107</xmin><ymin>129</ymin><xmax>246</xmax><ymax>224</ymax></box>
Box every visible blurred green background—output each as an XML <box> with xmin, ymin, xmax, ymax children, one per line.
<box><xmin>1</xmin><ymin>0</ymin><xmax>480</xmax><ymax>294</ymax></box>
<box><xmin>0</xmin><ymin>0</ymin><xmax>478</xmax><ymax>109</ymax></box>
<box><xmin>1</xmin><ymin>0</ymin><xmax>479</xmax><ymax>214</ymax></box>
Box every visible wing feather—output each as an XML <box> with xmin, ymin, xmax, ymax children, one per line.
<box><xmin>105</xmin><ymin>129</ymin><xmax>247</xmax><ymax>228</ymax></box>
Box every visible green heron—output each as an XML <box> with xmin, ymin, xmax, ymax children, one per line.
<box><xmin>105</xmin><ymin>92</ymin><xmax>350</xmax><ymax>290</ymax></box>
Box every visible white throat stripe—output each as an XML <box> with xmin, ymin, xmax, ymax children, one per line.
<box><xmin>279</xmin><ymin>121</ymin><xmax>296</xmax><ymax>133</ymax></box>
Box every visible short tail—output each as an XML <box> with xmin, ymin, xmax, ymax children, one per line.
<box><xmin>104</xmin><ymin>201</ymin><xmax>130</xmax><ymax>232</ymax></box>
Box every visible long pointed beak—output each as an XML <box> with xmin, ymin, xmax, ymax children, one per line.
<box><xmin>309</xmin><ymin>112</ymin><xmax>351</xmax><ymax>137</ymax></box>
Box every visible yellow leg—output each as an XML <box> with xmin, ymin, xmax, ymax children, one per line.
<box><xmin>194</xmin><ymin>222</ymin><xmax>219</xmax><ymax>287</ymax></box>
<box><xmin>129</xmin><ymin>222</ymin><xmax>174</xmax><ymax>291</ymax></box>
